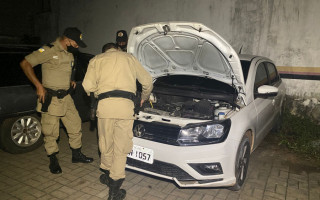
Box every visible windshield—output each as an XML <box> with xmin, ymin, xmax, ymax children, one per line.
<box><xmin>155</xmin><ymin>75</ymin><xmax>236</xmax><ymax>94</ymax></box>
<box><xmin>0</xmin><ymin>45</ymin><xmax>40</xmax><ymax>87</ymax></box>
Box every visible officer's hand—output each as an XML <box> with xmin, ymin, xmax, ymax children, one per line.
<box><xmin>140</xmin><ymin>99</ymin><xmax>145</xmax><ymax>107</ymax></box>
<box><xmin>71</xmin><ymin>81</ymin><xmax>76</xmax><ymax>89</ymax></box>
<box><xmin>37</xmin><ymin>85</ymin><xmax>47</xmax><ymax>103</ymax></box>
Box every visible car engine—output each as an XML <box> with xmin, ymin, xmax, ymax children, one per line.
<box><xmin>142</xmin><ymin>93</ymin><xmax>234</xmax><ymax>120</ymax></box>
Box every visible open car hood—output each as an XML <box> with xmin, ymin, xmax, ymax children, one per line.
<box><xmin>127</xmin><ymin>22</ymin><xmax>245</xmax><ymax>94</ymax></box>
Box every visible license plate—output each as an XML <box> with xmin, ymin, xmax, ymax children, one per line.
<box><xmin>127</xmin><ymin>145</ymin><xmax>154</xmax><ymax>164</ymax></box>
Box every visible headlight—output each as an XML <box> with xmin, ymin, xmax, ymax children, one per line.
<box><xmin>177</xmin><ymin>119</ymin><xmax>231</xmax><ymax>146</ymax></box>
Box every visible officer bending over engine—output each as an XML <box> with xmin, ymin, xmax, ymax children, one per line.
<box><xmin>82</xmin><ymin>43</ymin><xmax>153</xmax><ymax>200</ymax></box>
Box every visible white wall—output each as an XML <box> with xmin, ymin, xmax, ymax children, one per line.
<box><xmin>46</xmin><ymin>0</ymin><xmax>320</xmax><ymax>98</ymax></box>
<box><xmin>283</xmin><ymin>79</ymin><xmax>320</xmax><ymax>99</ymax></box>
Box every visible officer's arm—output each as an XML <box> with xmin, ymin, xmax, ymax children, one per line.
<box><xmin>20</xmin><ymin>59</ymin><xmax>46</xmax><ymax>103</ymax></box>
<box><xmin>82</xmin><ymin>58</ymin><xmax>98</xmax><ymax>95</ymax></box>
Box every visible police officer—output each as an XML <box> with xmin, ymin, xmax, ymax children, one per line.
<box><xmin>115</xmin><ymin>30</ymin><xmax>128</xmax><ymax>51</ymax></box>
<box><xmin>20</xmin><ymin>27</ymin><xmax>93</xmax><ymax>174</ymax></box>
<box><xmin>82</xmin><ymin>43</ymin><xmax>152</xmax><ymax>200</ymax></box>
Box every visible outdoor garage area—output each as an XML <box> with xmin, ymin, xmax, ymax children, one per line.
<box><xmin>0</xmin><ymin>122</ymin><xmax>319</xmax><ymax>200</ymax></box>
<box><xmin>0</xmin><ymin>0</ymin><xmax>319</xmax><ymax>200</ymax></box>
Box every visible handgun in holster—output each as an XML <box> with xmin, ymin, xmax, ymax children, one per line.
<box><xmin>41</xmin><ymin>93</ymin><xmax>53</xmax><ymax>112</ymax></box>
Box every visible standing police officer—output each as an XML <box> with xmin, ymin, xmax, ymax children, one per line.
<box><xmin>20</xmin><ymin>27</ymin><xmax>93</xmax><ymax>174</ymax></box>
<box><xmin>82</xmin><ymin>43</ymin><xmax>152</xmax><ymax>200</ymax></box>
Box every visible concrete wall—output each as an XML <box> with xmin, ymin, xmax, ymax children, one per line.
<box><xmin>46</xmin><ymin>0</ymin><xmax>320</xmax><ymax>98</ymax></box>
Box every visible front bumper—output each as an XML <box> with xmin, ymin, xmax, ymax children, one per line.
<box><xmin>126</xmin><ymin>137</ymin><xmax>239</xmax><ymax>188</ymax></box>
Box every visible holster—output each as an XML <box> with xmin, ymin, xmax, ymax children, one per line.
<box><xmin>41</xmin><ymin>87</ymin><xmax>73</xmax><ymax>112</ymax></box>
<box><xmin>41</xmin><ymin>93</ymin><xmax>53</xmax><ymax>112</ymax></box>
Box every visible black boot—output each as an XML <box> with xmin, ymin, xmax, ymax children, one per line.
<box><xmin>99</xmin><ymin>168</ymin><xmax>110</xmax><ymax>186</ymax></box>
<box><xmin>71</xmin><ymin>148</ymin><xmax>94</xmax><ymax>163</ymax></box>
<box><xmin>108</xmin><ymin>178</ymin><xmax>126</xmax><ymax>200</ymax></box>
<box><xmin>49</xmin><ymin>153</ymin><xmax>62</xmax><ymax>174</ymax></box>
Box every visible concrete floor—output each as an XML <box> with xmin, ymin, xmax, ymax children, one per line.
<box><xmin>0</xmin><ymin>122</ymin><xmax>319</xmax><ymax>200</ymax></box>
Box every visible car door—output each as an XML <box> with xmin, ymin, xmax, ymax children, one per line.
<box><xmin>265</xmin><ymin>62</ymin><xmax>285</xmax><ymax>120</ymax></box>
<box><xmin>253</xmin><ymin>62</ymin><xmax>275</xmax><ymax>145</ymax></box>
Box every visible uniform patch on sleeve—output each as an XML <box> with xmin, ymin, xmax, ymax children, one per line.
<box><xmin>38</xmin><ymin>48</ymin><xmax>45</xmax><ymax>53</ymax></box>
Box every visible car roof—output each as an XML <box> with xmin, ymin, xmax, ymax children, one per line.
<box><xmin>0</xmin><ymin>44</ymin><xmax>39</xmax><ymax>54</ymax></box>
<box><xmin>239</xmin><ymin>54</ymin><xmax>273</xmax><ymax>63</ymax></box>
<box><xmin>238</xmin><ymin>54</ymin><xmax>257</xmax><ymax>61</ymax></box>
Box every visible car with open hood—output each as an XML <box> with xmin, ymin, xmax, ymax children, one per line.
<box><xmin>125</xmin><ymin>22</ymin><xmax>286</xmax><ymax>190</ymax></box>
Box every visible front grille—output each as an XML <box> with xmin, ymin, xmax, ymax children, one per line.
<box><xmin>126</xmin><ymin>158</ymin><xmax>195</xmax><ymax>181</ymax></box>
<box><xmin>133</xmin><ymin>121</ymin><xmax>181</xmax><ymax>145</ymax></box>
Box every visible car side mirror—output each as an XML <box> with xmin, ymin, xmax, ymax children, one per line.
<box><xmin>255</xmin><ymin>85</ymin><xmax>278</xmax><ymax>98</ymax></box>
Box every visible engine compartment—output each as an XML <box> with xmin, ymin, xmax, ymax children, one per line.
<box><xmin>142</xmin><ymin>93</ymin><xmax>235</xmax><ymax>120</ymax></box>
<box><xmin>139</xmin><ymin>75</ymin><xmax>240</xmax><ymax>120</ymax></box>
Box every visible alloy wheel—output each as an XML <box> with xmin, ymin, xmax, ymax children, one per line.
<box><xmin>10</xmin><ymin>116</ymin><xmax>42</xmax><ymax>147</ymax></box>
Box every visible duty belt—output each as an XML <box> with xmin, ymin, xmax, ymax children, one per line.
<box><xmin>41</xmin><ymin>87</ymin><xmax>72</xmax><ymax>112</ymax></box>
<box><xmin>46</xmin><ymin>88</ymin><xmax>72</xmax><ymax>99</ymax></box>
<box><xmin>97</xmin><ymin>90</ymin><xmax>140</xmax><ymax>116</ymax></box>
<box><xmin>98</xmin><ymin>90</ymin><xmax>135</xmax><ymax>102</ymax></box>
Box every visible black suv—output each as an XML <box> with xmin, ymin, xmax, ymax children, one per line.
<box><xmin>0</xmin><ymin>44</ymin><xmax>93</xmax><ymax>154</ymax></box>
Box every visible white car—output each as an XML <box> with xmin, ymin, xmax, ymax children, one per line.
<box><xmin>126</xmin><ymin>22</ymin><xmax>286</xmax><ymax>190</ymax></box>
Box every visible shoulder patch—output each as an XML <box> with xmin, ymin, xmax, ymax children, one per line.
<box><xmin>38</xmin><ymin>48</ymin><xmax>45</xmax><ymax>53</ymax></box>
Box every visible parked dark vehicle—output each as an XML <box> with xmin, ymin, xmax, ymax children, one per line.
<box><xmin>0</xmin><ymin>44</ymin><xmax>93</xmax><ymax>154</ymax></box>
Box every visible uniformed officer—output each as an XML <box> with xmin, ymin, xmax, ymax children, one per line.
<box><xmin>82</xmin><ymin>43</ymin><xmax>153</xmax><ymax>200</ymax></box>
<box><xmin>115</xmin><ymin>30</ymin><xmax>128</xmax><ymax>51</ymax></box>
<box><xmin>20</xmin><ymin>27</ymin><xmax>93</xmax><ymax>174</ymax></box>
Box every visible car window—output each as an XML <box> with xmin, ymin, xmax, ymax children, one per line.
<box><xmin>155</xmin><ymin>75</ymin><xmax>236</xmax><ymax>94</ymax></box>
<box><xmin>266</xmin><ymin>62</ymin><xmax>279</xmax><ymax>85</ymax></box>
<box><xmin>240</xmin><ymin>60</ymin><xmax>250</xmax><ymax>83</ymax></box>
<box><xmin>254</xmin><ymin>63</ymin><xmax>268</xmax><ymax>92</ymax></box>
<box><xmin>0</xmin><ymin>45</ymin><xmax>41</xmax><ymax>87</ymax></box>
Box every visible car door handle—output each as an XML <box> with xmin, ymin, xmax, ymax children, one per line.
<box><xmin>272</xmin><ymin>99</ymin><xmax>275</xmax><ymax>106</ymax></box>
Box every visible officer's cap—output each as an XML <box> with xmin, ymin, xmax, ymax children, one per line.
<box><xmin>116</xmin><ymin>30</ymin><xmax>128</xmax><ymax>43</ymax></box>
<box><xmin>63</xmin><ymin>27</ymin><xmax>87</xmax><ymax>48</ymax></box>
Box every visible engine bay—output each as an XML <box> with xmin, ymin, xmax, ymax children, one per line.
<box><xmin>139</xmin><ymin>75</ymin><xmax>240</xmax><ymax>120</ymax></box>
<box><xmin>142</xmin><ymin>92</ymin><xmax>236</xmax><ymax>120</ymax></box>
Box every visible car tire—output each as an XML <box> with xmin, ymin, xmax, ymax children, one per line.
<box><xmin>0</xmin><ymin>114</ymin><xmax>43</xmax><ymax>154</ymax></box>
<box><xmin>229</xmin><ymin>135</ymin><xmax>251</xmax><ymax>191</ymax></box>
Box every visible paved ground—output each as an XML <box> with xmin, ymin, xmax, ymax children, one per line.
<box><xmin>0</xmin><ymin>122</ymin><xmax>319</xmax><ymax>200</ymax></box>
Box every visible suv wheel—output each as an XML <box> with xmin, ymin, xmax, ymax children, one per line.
<box><xmin>0</xmin><ymin>115</ymin><xmax>43</xmax><ymax>154</ymax></box>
